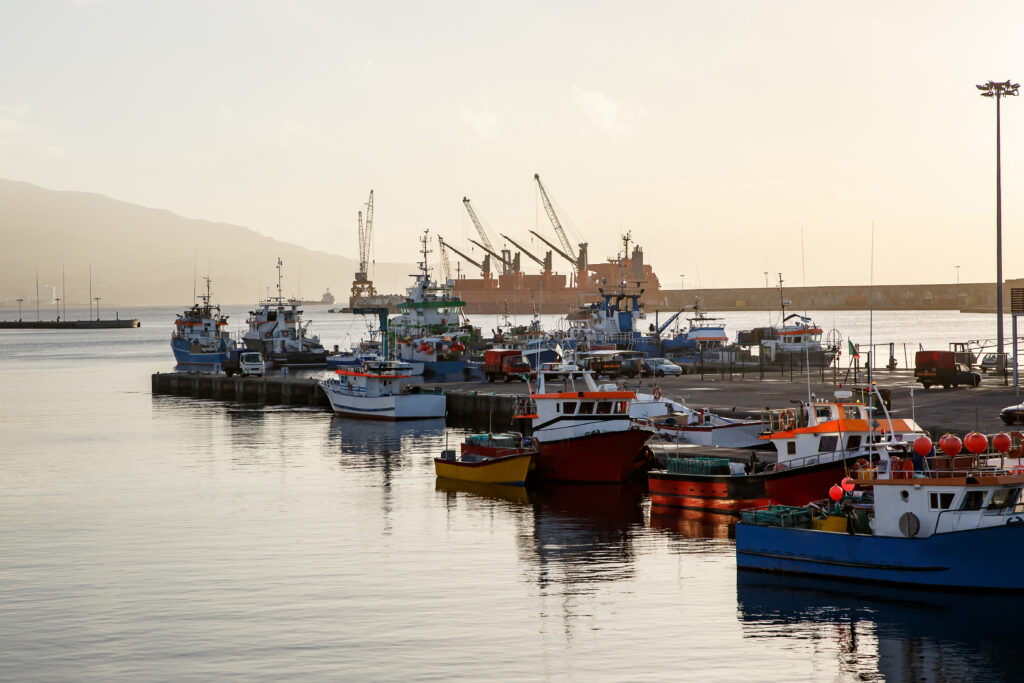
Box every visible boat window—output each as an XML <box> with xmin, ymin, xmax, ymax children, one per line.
<box><xmin>578</xmin><ymin>402</ymin><xmax>595</xmax><ymax>415</ymax></box>
<box><xmin>987</xmin><ymin>488</ymin><xmax>1021</xmax><ymax>512</ymax></box>
<box><xmin>596</xmin><ymin>402</ymin><xmax>613</xmax><ymax>415</ymax></box>
<box><xmin>961</xmin><ymin>490</ymin><xmax>986</xmax><ymax>511</ymax></box>
<box><xmin>819</xmin><ymin>435</ymin><xmax>838</xmax><ymax>452</ymax></box>
<box><xmin>929</xmin><ymin>492</ymin><xmax>955</xmax><ymax>510</ymax></box>
<box><xmin>616</xmin><ymin>401</ymin><xmax>628</xmax><ymax>414</ymax></box>
<box><xmin>847</xmin><ymin>435</ymin><xmax>861</xmax><ymax>450</ymax></box>
<box><xmin>562</xmin><ymin>402</ymin><xmax>576</xmax><ymax>414</ymax></box>
<box><xmin>786</xmin><ymin>441</ymin><xmax>796</xmax><ymax>455</ymax></box>
<box><xmin>815</xmin><ymin>406</ymin><xmax>833</xmax><ymax>420</ymax></box>
<box><xmin>843</xmin><ymin>406</ymin><xmax>861</xmax><ymax>420</ymax></box>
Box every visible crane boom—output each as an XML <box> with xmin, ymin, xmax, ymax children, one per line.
<box><xmin>500</xmin><ymin>233</ymin><xmax>548</xmax><ymax>270</ymax></box>
<box><xmin>359</xmin><ymin>190</ymin><xmax>374</xmax><ymax>274</ymax></box>
<box><xmin>529</xmin><ymin>229</ymin><xmax>575</xmax><ymax>265</ymax></box>
<box><xmin>533</xmin><ymin>174</ymin><xmax>575</xmax><ymax>260</ymax></box>
<box><xmin>437</xmin><ymin>236</ymin><xmax>453</xmax><ymax>281</ymax></box>
<box><xmin>440</xmin><ymin>237</ymin><xmax>490</xmax><ymax>277</ymax></box>
<box><xmin>467</xmin><ymin>238</ymin><xmax>512</xmax><ymax>268</ymax></box>
<box><xmin>462</xmin><ymin>197</ymin><xmax>497</xmax><ymax>254</ymax></box>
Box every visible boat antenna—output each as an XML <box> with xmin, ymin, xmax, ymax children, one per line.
<box><xmin>193</xmin><ymin>249</ymin><xmax>198</xmax><ymax>304</ymax></box>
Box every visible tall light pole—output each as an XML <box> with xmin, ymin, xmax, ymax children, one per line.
<box><xmin>955</xmin><ymin>265</ymin><xmax>961</xmax><ymax>285</ymax></box>
<box><xmin>94</xmin><ymin>297</ymin><xmax>101</xmax><ymax>321</ymax></box>
<box><xmin>54</xmin><ymin>297</ymin><xmax>61</xmax><ymax>321</ymax></box>
<box><xmin>16</xmin><ymin>297</ymin><xmax>23</xmax><ymax>322</ymax></box>
<box><xmin>978</xmin><ymin>79</ymin><xmax>1019</xmax><ymax>364</ymax></box>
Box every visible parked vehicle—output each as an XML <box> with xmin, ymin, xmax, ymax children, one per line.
<box><xmin>1000</xmin><ymin>403</ymin><xmax>1024</xmax><ymax>425</ymax></box>
<box><xmin>483</xmin><ymin>349</ymin><xmax>532</xmax><ymax>382</ymax></box>
<box><xmin>223</xmin><ymin>349</ymin><xmax>265</xmax><ymax>377</ymax></box>
<box><xmin>644</xmin><ymin>357</ymin><xmax>682</xmax><ymax>377</ymax></box>
<box><xmin>979</xmin><ymin>353</ymin><xmax>1013</xmax><ymax>374</ymax></box>
<box><xmin>914</xmin><ymin>350</ymin><xmax>981</xmax><ymax>389</ymax></box>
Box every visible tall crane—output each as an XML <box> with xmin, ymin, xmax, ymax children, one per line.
<box><xmin>437</xmin><ymin>236</ymin><xmax>453</xmax><ymax>282</ymax></box>
<box><xmin>349</xmin><ymin>190</ymin><xmax>377</xmax><ymax>308</ymax></box>
<box><xmin>463</xmin><ymin>197</ymin><xmax>515</xmax><ymax>275</ymax></box>
<box><xmin>533</xmin><ymin>173</ymin><xmax>588</xmax><ymax>282</ymax></box>
<box><xmin>440</xmin><ymin>235</ymin><xmax>491</xmax><ymax>278</ymax></box>
<box><xmin>502</xmin><ymin>233</ymin><xmax>552</xmax><ymax>274</ymax></box>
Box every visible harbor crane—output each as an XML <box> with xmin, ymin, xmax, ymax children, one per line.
<box><xmin>501</xmin><ymin>233</ymin><xmax>553</xmax><ymax>274</ymax></box>
<box><xmin>349</xmin><ymin>190</ymin><xmax>377</xmax><ymax>308</ymax></box>
<box><xmin>533</xmin><ymin>173</ymin><xmax>588</xmax><ymax>281</ymax></box>
<box><xmin>439</xmin><ymin>235</ymin><xmax>491</xmax><ymax>278</ymax></box>
<box><xmin>463</xmin><ymin>197</ymin><xmax>515</xmax><ymax>275</ymax></box>
<box><xmin>437</xmin><ymin>235</ymin><xmax>453</xmax><ymax>282</ymax></box>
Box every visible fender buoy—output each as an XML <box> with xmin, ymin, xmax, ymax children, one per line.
<box><xmin>264</xmin><ymin>331</ymin><xmax>271</xmax><ymax>339</ymax></box>
<box><xmin>780</xmin><ymin>410</ymin><xmax>796</xmax><ymax>431</ymax></box>
<box><xmin>1010</xmin><ymin>432</ymin><xmax>1024</xmax><ymax>459</ymax></box>
<box><xmin>652</xmin><ymin>386</ymin><xmax>662</xmax><ymax>400</ymax></box>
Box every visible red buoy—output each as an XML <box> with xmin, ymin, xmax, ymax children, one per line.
<box><xmin>841</xmin><ymin>477</ymin><xmax>855</xmax><ymax>492</ymax></box>
<box><xmin>829</xmin><ymin>484</ymin><xmax>843</xmax><ymax>501</ymax></box>
<box><xmin>940</xmin><ymin>435</ymin><xmax>962</xmax><ymax>456</ymax></box>
<box><xmin>993</xmin><ymin>432</ymin><xmax>1012</xmax><ymax>454</ymax></box>
<box><xmin>964</xmin><ymin>432</ymin><xmax>988</xmax><ymax>455</ymax></box>
<box><xmin>913</xmin><ymin>436</ymin><xmax>933</xmax><ymax>457</ymax></box>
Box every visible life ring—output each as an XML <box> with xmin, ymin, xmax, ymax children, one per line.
<box><xmin>652</xmin><ymin>386</ymin><xmax>662</xmax><ymax>400</ymax></box>
<box><xmin>264</xmin><ymin>331</ymin><xmax>271</xmax><ymax>339</ymax></box>
<box><xmin>780</xmin><ymin>409</ymin><xmax>796</xmax><ymax>431</ymax></box>
<box><xmin>1010</xmin><ymin>431</ymin><xmax>1024</xmax><ymax>458</ymax></box>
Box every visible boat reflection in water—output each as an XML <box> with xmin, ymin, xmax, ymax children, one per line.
<box><xmin>648</xmin><ymin>505</ymin><xmax>734</xmax><ymax>541</ymax></box>
<box><xmin>434</xmin><ymin>478</ymin><xmax>532</xmax><ymax>507</ymax></box>
<box><xmin>328</xmin><ymin>416</ymin><xmax>446</xmax><ymax>463</ymax></box>
<box><xmin>736</xmin><ymin>571</ymin><xmax>1024</xmax><ymax>681</ymax></box>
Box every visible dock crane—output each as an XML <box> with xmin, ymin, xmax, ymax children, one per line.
<box><xmin>349</xmin><ymin>190</ymin><xmax>377</xmax><ymax>308</ymax></box>
<box><xmin>439</xmin><ymin>235</ymin><xmax>491</xmax><ymax>278</ymax></box>
<box><xmin>462</xmin><ymin>197</ymin><xmax>515</xmax><ymax>275</ymax></box>
<box><xmin>501</xmin><ymin>233</ymin><xmax>552</xmax><ymax>274</ymax></box>
<box><xmin>437</xmin><ymin>235</ymin><xmax>453</xmax><ymax>282</ymax></box>
<box><xmin>533</xmin><ymin>174</ymin><xmax>588</xmax><ymax>282</ymax></box>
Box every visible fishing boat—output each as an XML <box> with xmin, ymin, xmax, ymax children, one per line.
<box><xmin>389</xmin><ymin>231</ymin><xmax>475</xmax><ymax>379</ymax></box>
<box><xmin>647</xmin><ymin>388</ymin><xmax>927</xmax><ymax>514</ymax></box>
<box><xmin>735</xmin><ymin>437</ymin><xmax>1024</xmax><ymax>591</ymax></box>
<box><xmin>629</xmin><ymin>390</ymin><xmax>764</xmax><ymax>449</ymax></box>
<box><xmin>171</xmin><ymin>277</ymin><xmax>236</xmax><ymax>365</ymax></box>
<box><xmin>513</xmin><ymin>362</ymin><xmax>655</xmax><ymax>483</ymax></box>
<box><xmin>434</xmin><ymin>448</ymin><xmax>534</xmax><ymax>485</ymax></box>
<box><xmin>242</xmin><ymin>259</ymin><xmax>327</xmax><ymax>367</ymax></box>
<box><xmin>319</xmin><ymin>359</ymin><xmax>445</xmax><ymax>420</ymax></box>
<box><xmin>735</xmin><ymin>275</ymin><xmax>836</xmax><ymax>364</ymax></box>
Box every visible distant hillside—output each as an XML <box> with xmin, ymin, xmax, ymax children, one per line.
<box><xmin>0</xmin><ymin>179</ymin><xmax>411</xmax><ymax>307</ymax></box>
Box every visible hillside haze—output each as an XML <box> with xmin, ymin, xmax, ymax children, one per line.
<box><xmin>0</xmin><ymin>179</ymin><xmax>412</xmax><ymax>307</ymax></box>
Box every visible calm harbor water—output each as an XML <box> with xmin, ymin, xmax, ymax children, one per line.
<box><xmin>3</xmin><ymin>306</ymin><xmax>1024</xmax><ymax>681</ymax></box>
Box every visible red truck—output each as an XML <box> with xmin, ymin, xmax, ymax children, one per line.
<box><xmin>915</xmin><ymin>350</ymin><xmax>981</xmax><ymax>389</ymax></box>
<box><xmin>483</xmin><ymin>349</ymin><xmax>532</xmax><ymax>382</ymax></box>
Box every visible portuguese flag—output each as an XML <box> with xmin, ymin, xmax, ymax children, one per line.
<box><xmin>848</xmin><ymin>340</ymin><xmax>859</xmax><ymax>358</ymax></box>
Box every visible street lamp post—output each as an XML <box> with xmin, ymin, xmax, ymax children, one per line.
<box><xmin>977</xmin><ymin>79</ymin><xmax>1019</xmax><ymax>367</ymax></box>
<box><xmin>95</xmin><ymin>297</ymin><xmax>101</xmax><ymax>321</ymax></box>
<box><xmin>54</xmin><ymin>297</ymin><xmax>61</xmax><ymax>322</ymax></box>
<box><xmin>16</xmin><ymin>298</ymin><xmax>23</xmax><ymax>322</ymax></box>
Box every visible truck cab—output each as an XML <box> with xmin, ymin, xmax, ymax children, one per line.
<box><xmin>915</xmin><ymin>350</ymin><xmax>980</xmax><ymax>389</ymax></box>
<box><xmin>225</xmin><ymin>349</ymin><xmax>265</xmax><ymax>377</ymax></box>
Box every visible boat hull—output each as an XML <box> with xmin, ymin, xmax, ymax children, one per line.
<box><xmin>736</xmin><ymin>522</ymin><xmax>1024</xmax><ymax>591</ymax></box>
<box><xmin>434</xmin><ymin>452</ymin><xmax>534</xmax><ymax>485</ymax></box>
<box><xmin>171</xmin><ymin>339</ymin><xmax>231</xmax><ymax>365</ymax></box>
<box><xmin>653</xmin><ymin>421</ymin><xmax>764</xmax><ymax>449</ymax></box>
<box><xmin>320</xmin><ymin>388</ymin><xmax>446</xmax><ymax>420</ymax></box>
<box><xmin>648</xmin><ymin>454</ymin><xmax>858</xmax><ymax>513</ymax></box>
<box><xmin>533</xmin><ymin>428</ymin><xmax>653</xmax><ymax>483</ymax></box>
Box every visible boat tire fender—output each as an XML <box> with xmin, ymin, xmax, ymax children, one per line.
<box><xmin>1009</xmin><ymin>431</ymin><xmax>1024</xmax><ymax>459</ymax></box>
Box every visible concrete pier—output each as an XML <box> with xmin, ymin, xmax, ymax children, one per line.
<box><xmin>151</xmin><ymin>373</ymin><xmax>330</xmax><ymax>408</ymax></box>
<box><xmin>0</xmin><ymin>319</ymin><xmax>140</xmax><ymax>329</ymax></box>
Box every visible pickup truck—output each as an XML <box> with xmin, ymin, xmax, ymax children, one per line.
<box><xmin>483</xmin><ymin>349</ymin><xmax>531</xmax><ymax>382</ymax></box>
<box><xmin>914</xmin><ymin>350</ymin><xmax>980</xmax><ymax>389</ymax></box>
<box><xmin>224</xmin><ymin>349</ymin><xmax>266</xmax><ymax>377</ymax></box>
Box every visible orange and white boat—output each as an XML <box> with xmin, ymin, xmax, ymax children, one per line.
<box><xmin>515</xmin><ymin>363</ymin><xmax>655</xmax><ymax>483</ymax></box>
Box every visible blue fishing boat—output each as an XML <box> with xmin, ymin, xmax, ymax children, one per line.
<box><xmin>170</xmin><ymin>277</ymin><xmax>236</xmax><ymax>366</ymax></box>
<box><xmin>736</xmin><ymin>432</ymin><xmax>1024</xmax><ymax>591</ymax></box>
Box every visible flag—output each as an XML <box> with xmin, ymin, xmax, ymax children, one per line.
<box><xmin>848</xmin><ymin>340</ymin><xmax>859</xmax><ymax>358</ymax></box>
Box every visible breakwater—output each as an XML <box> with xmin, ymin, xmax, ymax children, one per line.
<box><xmin>0</xmin><ymin>318</ymin><xmax>140</xmax><ymax>329</ymax></box>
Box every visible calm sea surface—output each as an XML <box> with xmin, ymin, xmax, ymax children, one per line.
<box><xmin>2</xmin><ymin>305</ymin><xmax>1023</xmax><ymax>681</ymax></box>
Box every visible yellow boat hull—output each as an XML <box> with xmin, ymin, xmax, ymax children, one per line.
<box><xmin>434</xmin><ymin>452</ymin><xmax>534</xmax><ymax>485</ymax></box>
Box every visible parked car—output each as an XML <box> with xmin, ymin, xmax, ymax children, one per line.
<box><xmin>619</xmin><ymin>356</ymin><xmax>651</xmax><ymax>378</ymax></box>
<box><xmin>1001</xmin><ymin>403</ymin><xmax>1024</xmax><ymax>425</ymax></box>
<box><xmin>979</xmin><ymin>353</ymin><xmax>1014</xmax><ymax>374</ymax></box>
<box><xmin>644</xmin><ymin>357</ymin><xmax>682</xmax><ymax>377</ymax></box>
<box><xmin>914</xmin><ymin>350</ymin><xmax>981</xmax><ymax>389</ymax></box>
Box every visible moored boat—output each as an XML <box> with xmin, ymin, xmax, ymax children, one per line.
<box><xmin>736</xmin><ymin>442</ymin><xmax>1024</xmax><ymax>591</ymax></box>
<box><xmin>647</xmin><ymin>388</ymin><xmax>927</xmax><ymax>513</ymax></box>
<box><xmin>319</xmin><ymin>359</ymin><xmax>445</xmax><ymax>420</ymax></box>
<box><xmin>514</xmin><ymin>362</ymin><xmax>655</xmax><ymax>483</ymax></box>
<box><xmin>434</xmin><ymin>449</ymin><xmax>534</xmax><ymax>486</ymax></box>
<box><xmin>243</xmin><ymin>259</ymin><xmax>327</xmax><ymax>367</ymax></box>
<box><xmin>171</xmin><ymin>277</ymin><xmax>236</xmax><ymax>366</ymax></box>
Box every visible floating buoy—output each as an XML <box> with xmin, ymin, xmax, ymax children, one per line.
<box><xmin>993</xmin><ymin>432</ymin><xmax>1012</xmax><ymax>454</ymax></box>
<box><xmin>913</xmin><ymin>436</ymin><xmax>933</xmax><ymax>457</ymax></box>
<box><xmin>829</xmin><ymin>484</ymin><xmax>843</xmax><ymax>501</ymax></box>
<box><xmin>964</xmin><ymin>431</ymin><xmax>988</xmax><ymax>454</ymax></box>
<box><xmin>940</xmin><ymin>434</ymin><xmax>962</xmax><ymax>456</ymax></box>
<box><xmin>841</xmin><ymin>477</ymin><xmax>855</xmax><ymax>492</ymax></box>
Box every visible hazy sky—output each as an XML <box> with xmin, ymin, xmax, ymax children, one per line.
<box><xmin>2</xmin><ymin>1</ymin><xmax>1023</xmax><ymax>289</ymax></box>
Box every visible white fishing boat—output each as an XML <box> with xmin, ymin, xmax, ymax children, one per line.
<box><xmin>242</xmin><ymin>259</ymin><xmax>327</xmax><ymax>367</ymax></box>
<box><xmin>319</xmin><ymin>359</ymin><xmax>445</xmax><ymax>420</ymax></box>
<box><xmin>629</xmin><ymin>389</ymin><xmax>763</xmax><ymax>448</ymax></box>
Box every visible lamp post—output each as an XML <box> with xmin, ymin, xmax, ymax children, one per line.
<box><xmin>16</xmin><ymin>298</ymin><xmax>23</xmax><ymax>322</ymax></box>
<box><xmin>54</xmin><ymin>297</ymin><xmax>61</xmax><ymax>321</ymax></box>
<box><xmin>977</xmin><ymin>79</ymin><xmax>1019</xmax><ymax>365</ymax></box>
<box><xmin>94</xmin><ymin>297</ymin><xmax>101</xmax><ymax>321</ymax></box>
<box><xmin>955</xmin><ymin>265</ymin><xmax>960</xmax><ymax>285</ymax></box>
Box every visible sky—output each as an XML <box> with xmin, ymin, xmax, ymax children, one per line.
<box><xmin>1</xmin><ymin>0</ymin><xmax>1023</xmax><ymax>290</ymax></box>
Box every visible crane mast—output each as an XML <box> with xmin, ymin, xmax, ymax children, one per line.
<box><xmin>440</xmin><ymin>236</ymin><xmax>491</xmax><ymax>277</ymax></box>
<box><xmin>533</xmin><ymin>173</ymin><xmax>588</xmax><ymax>285</ymax></box>
<box><xmin>349</xmin><ymin>190</ymin><xmax>377</xmax><ymax>308</ymax></box>
<box><xmin>437</xmin><ymin>236</ymin><xmax>453</xmax><ymax>282</ymax></box>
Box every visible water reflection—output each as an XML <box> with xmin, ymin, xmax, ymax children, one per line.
<box><xmin>435</xmin><ymin>478</ymin><xmax>532</xmax><ymax>507</ymax></box>
<box><xmin>648</xmin><ymin>505</ymin><xmax>735</xmax><ymax>540</ymax></box>
<box><xmin>328</xmin><ymin>416</ymin><xmax>446</xmax><ymax>464</ymax></box>
<box><xmin>736</xmin><ymin>571</ymin><xmax>1024</xmax><ymax>681</ymax></box>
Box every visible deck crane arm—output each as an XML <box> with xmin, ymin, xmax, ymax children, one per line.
<box><xmin>529</xmin><ymin>229</ymin><xmax>576</xmax><ymax>265</ymax></box>
<box><xmin>656</xmin><ymin>309</ymin><xmax>689</xmax><ymax>335</ymax></box>
<box><xmin>501</xmin><ymin>233</ymin><xmax>549</xmax><ymax>270</ymax></box>
<box><xmin>462</xmin><ymin>197</ymin><xmax>497</xmax><ymax>254</ymax></box>
<box><xmin>467</xmin><ymin>238</ymin><xmax>512</xmax><ymax>269</ymax></box>
<box><xmin>533</xmin><ymin>174</ymin><xmax>576</xmax><ymax>261</ymax></box>
<box><xmin>357</xmin><ymin>191</ymin><xmax>374</xmax><ymax>277</ymax></box>
<box><xmin>440</xmin><ymin>237</ymin><xmax>491</xmax><ymax>277</ymax></box>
